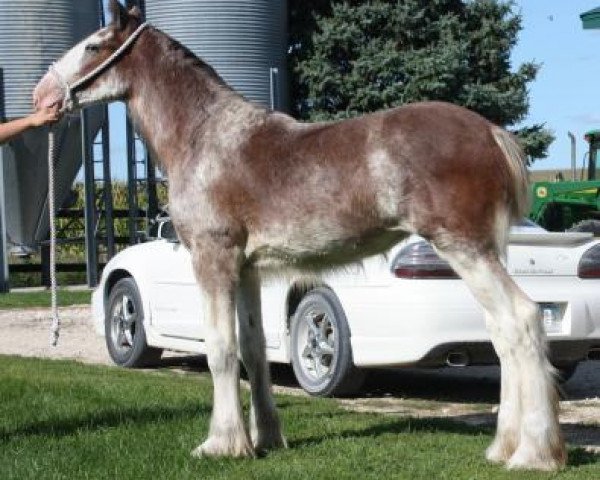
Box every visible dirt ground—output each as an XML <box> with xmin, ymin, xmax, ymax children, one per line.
<box><xmin>2</xmin><ymin>305</ymin><xmax>600</xmax><ymax>453</ymax></box>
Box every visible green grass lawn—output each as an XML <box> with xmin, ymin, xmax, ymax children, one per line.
<box><xmin>0</xmin><ymin>356</ymin><xmax>598</xmax><ymax>480</ymax></box>
<box><xmin>0</xmin><ymin>289</ymin><xmax>91</xmax><ymax>309</ymax></box>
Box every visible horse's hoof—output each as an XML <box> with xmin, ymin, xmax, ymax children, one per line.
<box><xmin>253</xmin><ymin>433</ymin><xmax>288</xmax><ymax>455</ymax></box>
<box><xmin>191</xmin><ymin>436</ymin><xmax>256</xmax><ymax>459</ymax></box>
<box><xmin>506</xmin><ymin>444</ymin><xmax>566</xmax><ymax>471</ymax></box>
<box><xmin>485</xmin><ymin>437</ymin><xmax>516</xmax><ymax>464</ymax></box>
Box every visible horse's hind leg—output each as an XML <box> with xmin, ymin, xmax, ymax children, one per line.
<box><xmin>190</xmin><ymin>244</ymin><xmax>254</xmax><ymax>458</ymax></box>
<box><xmin>237</xmin><ymin>266</ymin><xmax>287</xmax><ymax>453</ymax></box>
<box><xmin>434</xmin><ymin>241</ymin><xmax>565</xmax><ymax>471</ymax></box>
<box><xmin>484</xmin><ymin>337</ymin><xmax>520</xmax><ymax>464</ymax></box>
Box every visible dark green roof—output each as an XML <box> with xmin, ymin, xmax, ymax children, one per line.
<box><xmin>581</xmin><ymin>7</ymin><xmax>600</xmax><ymax>29</ymax></box>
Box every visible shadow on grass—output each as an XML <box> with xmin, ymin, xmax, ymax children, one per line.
<box><xmin>289</xmin><ymin>415</ymin><xmax>489</xmax><ymax>451</ymax></box>
<box><xmin>134</xmin><ymin>355</ymin><xmax>600</xmax><ymax>468</ymax></box>
<box><xmin>290</xmin><ymin>414</ymin><xmax>600</xmax><ymax>468</ymax></box>
<box><xmin>0</xmin><ymin>402</ymin><xmax>208</xmax><ymax>443</ymax></box>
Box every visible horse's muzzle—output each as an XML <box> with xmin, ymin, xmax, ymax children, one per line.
<box><xmin>33</xmin><ymin>72</ymin><xmax>66</xmax><ymax>112</ymax></box>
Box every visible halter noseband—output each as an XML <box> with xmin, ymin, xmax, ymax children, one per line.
<box><xmin>49</xmin><ymin>22</ymin><xmax>149</xmax><ymax>111</ymax></box>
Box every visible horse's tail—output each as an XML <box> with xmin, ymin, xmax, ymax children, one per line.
<box><xmin>491</xmin><ymin>126</ymin><xmax>530</xmax><ymax>223</ymax></box>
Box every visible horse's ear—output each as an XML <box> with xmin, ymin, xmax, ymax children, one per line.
<box><xmin>128</xmin><ymin>6</ymin><xmax>142</xmax><ymax>21</ymax></box>
<box><xmin>109</xmin><ymin>0</ymin><xmax>129</xmax><ymax>30</ymax></box>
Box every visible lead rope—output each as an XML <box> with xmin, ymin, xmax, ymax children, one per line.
<box><xmin>48</xmin><ymin>129</ymin><xmax>60</xmax><ymax>346</ymax></box>
<box><xmin>44</xmin><ymin>22</ymin><xmax>150</xmax><ymax>346</ymax></box>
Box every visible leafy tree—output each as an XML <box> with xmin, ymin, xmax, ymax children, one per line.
<box><xmin>289</xmin><ymin>0</ymin><xmax>552</xmax><ymax>163</ymax></box>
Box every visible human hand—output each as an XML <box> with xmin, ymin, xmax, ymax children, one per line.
<box><xmin>29</xmin><ymin>105</ymin><xmax>61</xmax><ymax>127</ymax></box>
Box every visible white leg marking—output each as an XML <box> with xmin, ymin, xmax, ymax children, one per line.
<box><xmin>192</xmin><ymin>287</ymin><xmax>254</xmax><ymax>458</ymax></box>
<box><xmin>481</xmin><ymin>311</ymin><xmax>520</xmax><ymax>464</ymax></box>
<box><xmin>436</xmin><ymin>247</ymin><xmax>565</xmax><ymax>471</ymax></box>
<box><xmin>506</xmin><ymin>296</ymin><xmax>564</xmax><ymax>471</ymax></box>
<box><xmin>237</xmin><ymin>268</ymin><xmax>287</xmax><ymax>453</ymax></box>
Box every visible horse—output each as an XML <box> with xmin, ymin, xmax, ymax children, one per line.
<box><xmin>33</xmin><ymin>1</ymin><xmax>564</xmax><ymax>470</ymax></box>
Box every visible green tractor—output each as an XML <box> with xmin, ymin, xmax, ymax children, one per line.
<box><xmin>529</xmin><ymin>7</ymin><xmax>600</xmax><ymax>233</ymax></box>
<box><xmin>529</xmin><ymin>130</ymin><xmax>600</xmax><ymax>233</ymax></box>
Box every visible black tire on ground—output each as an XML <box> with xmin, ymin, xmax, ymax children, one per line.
<box><xmin>568</xmin><ymin>219</ymin><xmax>600</xmax><ymax>235</ymax></box>
<box><xmin>105</xmin><ymin>277</ymin><xmax>162</xmax><ymax>367</ymax></box>
<box><xmin>556</xmin><ymin>363</ymin><xmax>578</xmax><ymax>384</ymax></box>
<box><xmin>290</xmin><ymin>287</ymin><xmax>365</xmax><ymax>397</ymax></box>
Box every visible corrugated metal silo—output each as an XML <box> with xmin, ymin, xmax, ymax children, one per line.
<box><xmin>0</xmin><ymin>0</ymin><xmax>103</xmax><ymax>253</ymax></box>
<box><xmin>145</xmin><ymin>0</ymin><xmax>288</xmax><ymax>111</ymax></box>
<box><xmin>0</xmin><ymin>0</ymin><xmax>100</xmax><ymax>119</ymax></box>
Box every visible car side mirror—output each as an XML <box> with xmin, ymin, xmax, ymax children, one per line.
<box><xmin>157</xmin><ymin>221</ymin><xmax>180</xmax><ymax>243</ymax></box>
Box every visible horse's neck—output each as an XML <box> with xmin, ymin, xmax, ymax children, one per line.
<box><xmin>124</xmin><ymin>30</ymin><xmax>265</xmax><ymax>174</ymax></box>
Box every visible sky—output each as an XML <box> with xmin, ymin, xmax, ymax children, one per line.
<box><xmin>512</xmin><ymin>0</ymin><xmax>600</xmax><ymax>170</ymax></box>
<box><xmin>99</xmin><ymin>0</ymin><xmax>130</xmax><ymax>181</ymax></box>
<box><xmin>100</xmin><ymin>0</ymin><xmax>600</xmax><ymax>178</ymax></box>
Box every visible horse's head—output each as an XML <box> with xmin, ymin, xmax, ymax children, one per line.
<box><xmin>33</xmin><ymin>0</ymin><xmax>144</xmax><ymax>112</ymax></box>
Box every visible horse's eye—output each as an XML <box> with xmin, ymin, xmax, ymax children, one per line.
<box><xmin>85</xmin><ymin>44</ymin><xmax>100</xmax><ymax>53</ymax></box>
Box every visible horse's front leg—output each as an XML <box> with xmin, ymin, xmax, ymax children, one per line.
<box><xmin>190</xmin><ymin>243</ymin><xmax>254</xmax><ymax>458</ymax></box>
<box><xmin>237</xmin><ymin>266</ymin><xmax>287</xmax><ymax>453</ymax></box>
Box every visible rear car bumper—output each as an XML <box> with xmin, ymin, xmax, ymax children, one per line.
<box><xmin>342</xmin><ymin>276</ymin><xmax>600</xmax><ymax>367</ymax></box>
<box><xmin>413</xmin><ymin>340</ymin><xmax>600</xmax><ymax>368</ymax></box>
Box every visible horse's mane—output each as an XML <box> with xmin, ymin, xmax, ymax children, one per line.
<box><xmin>149</xmin><ymin>26</ymin><xmax>232</xmax><ymax>92</ymax></box>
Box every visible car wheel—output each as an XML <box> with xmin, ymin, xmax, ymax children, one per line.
<box><xmin>105</xmin><ymin>277</ymin><xmax>162</xmax><ymax>367</ymax></box>
<box><xmin>556</xmin><ymin>363</ymin><xmax>578</xmax><ymax>383</ymax></box>
<box><xmin>290</xmin><ymin>287</ymin><xmax>364</xmax><ymax>397</ymax></box>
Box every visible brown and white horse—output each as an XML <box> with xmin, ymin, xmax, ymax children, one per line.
<box><xmin>33</xmin><ymin>1</ymin><xmax>564</xmax><ymax>470</ymax></box>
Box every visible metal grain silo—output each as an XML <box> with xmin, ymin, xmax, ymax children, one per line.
<box><xmin>0</xmin><ymin>0</ymin><xmax>101</xmax><ymax>119</ymax></box>
<box><xmin>0</xmin><ymin>0</ymin><xmax>103</xmax><ymax>253</ymax></box>
<box><xmin>145</xmin><ymin>0</ymin><xmax>288</xmax><ymax>111</ymax></box>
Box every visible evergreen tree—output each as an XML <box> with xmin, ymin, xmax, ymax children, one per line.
<box><xmin>289</xmin><ymin>0</ymin><xmax>552</xmax><ymax>163</ymax></box>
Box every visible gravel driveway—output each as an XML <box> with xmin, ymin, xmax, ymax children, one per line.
<box><xmin>2</xmin><ymin>305</ymin><xmax>600</xmax><ymax>453</ymax></box>
<box><xmin>0</xmin><ymin>306</ymin><xmax>111</xmax><ymax>365</ymax></box>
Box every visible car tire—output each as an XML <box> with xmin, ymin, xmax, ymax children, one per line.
<box><xmin>290</xmin><ymin>287</ymin><xmax>365</xmax><ymax>397</ymax></box>
<box><xmin>568</xmin><ymin>219</ymin><xmax>600</xmax><ymax>235</ymax></box>
<box><xmin>105</xmin><ymin>277</ymin><xmax>162</xmax><ymax>367</ymax></box>
<box><xmin>556</xmin><ymin>363</ymin><xmax>578</xmax><ymax>383</ymax></box>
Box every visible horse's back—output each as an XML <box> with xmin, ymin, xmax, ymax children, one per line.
<box><xmin>210</xmin><ymin>100</ymin><xmax>524</xmax><ymax>264</ymax></box>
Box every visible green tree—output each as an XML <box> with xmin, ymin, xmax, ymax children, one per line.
<box><xmin>289</xmin><ymin>0</ymin><xmax>552</xmax><ymax>164</ymax></box>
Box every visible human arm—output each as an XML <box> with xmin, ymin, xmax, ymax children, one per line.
<box><xmin>0</xmin><ymin>106</ymin><xmax>61</xmax><ymax>144</ymax></box>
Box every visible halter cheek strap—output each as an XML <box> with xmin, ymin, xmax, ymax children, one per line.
<box><xmin>50</xmin><ymin>22</ymin><xmax>149</xmax><ymax>111</ymax></box>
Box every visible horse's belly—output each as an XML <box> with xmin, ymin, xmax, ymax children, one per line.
<box><xmin>245</xmin><ymin>227</ymin><xmax>408</xmax><ymax>271</ymax></box>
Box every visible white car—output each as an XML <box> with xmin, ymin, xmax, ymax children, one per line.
<box><xmin>92</xmin><ymin>219</ymin><xmax>600</xmax><ymax>396</ymax></box>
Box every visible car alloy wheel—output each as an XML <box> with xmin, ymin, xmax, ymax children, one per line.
<box><xmin>296</xmin><ymin>309</ymin><xmax>336</xmax><ymax>382</ymax></box>
<box><xmin>109</xmin><ymin>293</ymin><xmax>137</xmax><ymax>357</ymax></box>
<box><xmin>105</xmin><ymin>277</ymin><xmax>162</xmax><ymax>367</ymax></box>
<box><xmin>290</xmin><ymin>287</ymin><xmax>364</xmax><ymax>397</ymax></box>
